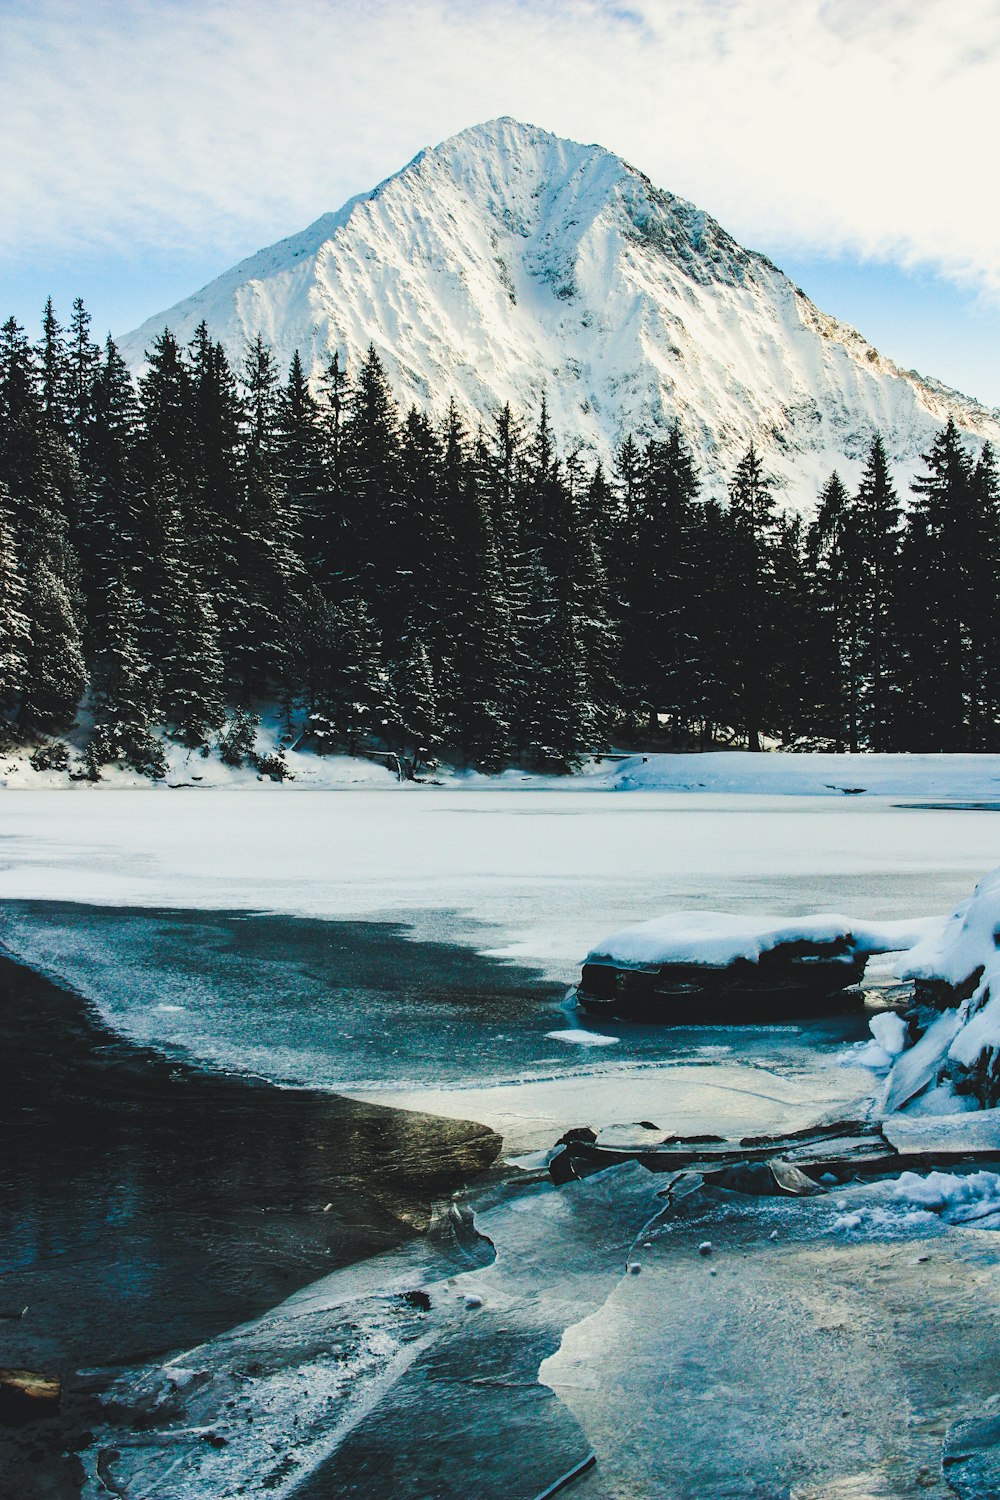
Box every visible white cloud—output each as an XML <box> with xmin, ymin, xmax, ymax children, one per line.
<box><xmin>1</xmin><ymin>0</ymin><xmax>999</xmax><ymax>295</ymax></box>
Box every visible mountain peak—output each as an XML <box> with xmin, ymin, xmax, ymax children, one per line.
<box><xmin>120</xmin><ymin>122</ymin><xmax>1000</xmax><ymax>505</ymax></box>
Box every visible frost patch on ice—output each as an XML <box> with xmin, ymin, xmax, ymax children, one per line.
<box><xmin>595</xmin><ymin>1122</ymin><xmax>675</xmax><ymax>1149</ymax></box>
<box><xmin>545</xmin><ymin>1028</ymin><xmax>619</xmax><ymax>1047</ymax></box>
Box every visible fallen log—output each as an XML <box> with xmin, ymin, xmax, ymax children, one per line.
<box><xmin>547</xmin><ymin>1115</ymin><xmax>1000</xmax><ymax>1189</ymax></box>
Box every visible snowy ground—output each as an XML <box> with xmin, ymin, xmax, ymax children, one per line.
<box><xmin>9</xmin><ymin>743</ymin><xmax>1000</xmax><ymax>799</ymax></box>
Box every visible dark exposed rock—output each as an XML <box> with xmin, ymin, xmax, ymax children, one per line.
<box><xmin>702</xmin><ymin>1158</ymin><xmax>823</xmax><ymax>1197</ymax></box>
<box><xmin>577</xmin><ymin>937</ymin><xmax>867</xmax><ymax>1021</ymax></box>
<box><xmin>401</xmin><ymin>1289</ymin><xmax>431</xmax><ymax>1312</ymax></box>
<box><xmin>914</xmin><ymin>969</ymin><xmax>984</xmax><ymax>1010</ymax></box>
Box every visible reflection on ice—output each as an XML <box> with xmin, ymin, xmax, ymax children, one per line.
<box><xmin>85</xmin><ymin>1168</ymin><xmax>666</xmax><ymax>1500</ymax></box>
<box><xmin>543</xmin><ymin>1173</ymin><xmax>1000</xmax><ymax>1499</ymax></box>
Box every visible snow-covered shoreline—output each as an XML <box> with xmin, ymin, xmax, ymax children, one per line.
<box><xmin>7</xmin><ymin>745</ymin><xmax>1000</xmax><ymax>798</ymax></box>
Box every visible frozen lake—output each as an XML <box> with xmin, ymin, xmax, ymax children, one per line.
<box><xmin>1</xmin><ymin>789</ymin><xmax>995</xmax><ymax>1120</ymax></box>
<box><xmin>2</xmin><ymin>788</ymin><xmax>996</xmax><ymax>978</ymax></box>
<box><xmin>2</xmin><ymin>789</ymin><xmax>999</xmax><ymax>1496</ymax></box>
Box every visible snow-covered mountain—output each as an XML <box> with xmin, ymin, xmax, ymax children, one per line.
<box><xmin>121</xmin><ymin>118</ymin><xmax>1000</xmax><ymax>503</ymax></box>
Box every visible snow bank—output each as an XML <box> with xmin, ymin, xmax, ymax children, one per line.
<box><xmin>899</xmin><ymin>864</ymin><xmax>1000</xmax><ymax>993</ymax></box>
<box><xmin>892</xmin><ymin>1169</ymin><xmax>1000</xmax><ymax>1225</ymax></box>
<box><xmin>8</xmin><ymin>740</ymin><xmax>1000</xmax><ymax>799</ymax></box>
<box><xmin>579</xmin><ymin>752</ymin><xmax>1000</xmax><ymax>799</ymax></box>
<box><xmin>585</xmin><ymin>911</ymin><xmax>932</xmax><ymax>970</ymax></box>
<box><xmin>887</xmin><ymin>865</ymin><xmax>1000</xmax><ymax>1109</ymax></box>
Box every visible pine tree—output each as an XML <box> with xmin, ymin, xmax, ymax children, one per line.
<box><xmin>329</xmin><ymin>598</ymin><xmax>395</xmax><ymax>753</ymax></box>
<box><xmin>390</xmin><ymin>632</ymin><xmax>441</xmax><ymax>772</ymax></box>
<box><xmin>433</xmin><ymin>412</ymin><xmax>512</xmax><ymax>767</ymax></box>
<box><xmin>292</xmin><ymin>584</ymin><xmax>342</xmax><ymax>751</ymax></box>
<box><xmin>968</xmin><ymin>441</ymin><xmax>1000</xmax><ymax>748</ymax></box>
<box><xmin>20</xmin><ymin>554</ymin><xmax>87</xmax><ymax>732</ymax></box>
<box><xmin>806</xmin><ymin>471</ymin><xmax>864</xmax><ymax>750</ymax></box>
<box><xmin>0</xmin><ymin>485</ymin><xmax>29</xmax><ymax>706</ymax></box>
<box><xmin>77</xmin><ymin>336</ymin><xmax>143</xmax><ymax>650</ymax></box>
<box><xmin>36</xmin><ymin>298</ymin><xmax>68</xmax><ymax>434</ymax></box>
<box><xmin>1</xmin><ymin>316</ymin><xmax>87</xmax><ymax>728</ymax></box>
<box><xmin>898</xmin><ymin>418</ymin><xmax>975</xmax><ymax>749</ymax></box>
<box><xmin>770</xmin><ymin>513</ymin><xmax>810</xmax><ymax>744</ymax></box>
<box><xmin>88</xmin><ymin>579</ymin><xmax>164</xmax><ymax>775</ymax></box>
<box><xmin>687</xmin><ymin>498</ymin><xmax>737</xmax><ymax>745</ymax></box>
<box><xmin>65</xmin><ymin>298</ymin><xmax>102</xmax><ymax>456</ymax></box>
<box><xmin>139</xmin><ymin>329</ymin><xmax>195</xmax><ymax>480</ymax></box>
<box><xmin>273</xmin><ymin>349</ymin><xmax>325</xmax><ymax>573</ymax></box>
<box><xmin>855</xmin><ymin>435</ymin><xmax>901</xmax><ymax>750</ymax></box>
<box><xmin>726</xmin><ymin>444</ymin><xmax>784</xmax><ymax>750</ymax></box>
<box><xmin>397</xmin><ymin>405</ymin><xmax>444</xmax><ymax>635</ymax></box>
<box><xmin>341</xmin><ymin>345</ymin><xmax>402</xmax><ymax>626</ymax></box>
<box><xmin>315</xmin><ymin>349</ymin><xmax>351</xmax><ymax>587</ymax></box>
<box><xmin>615</xmin><ymin>424</ymin><xmax>700</xmax><ymax>738</ymax></box>
<box><xmin>160</xmin><ymin>585</ymin><xmax>226</xmax><ymax>746</ymax></box>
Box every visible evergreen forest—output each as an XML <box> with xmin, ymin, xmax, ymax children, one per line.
<box><xmin>1</xmin><ymin>299</ymin><xmax>998</xmax><ymax>779</ymax></box>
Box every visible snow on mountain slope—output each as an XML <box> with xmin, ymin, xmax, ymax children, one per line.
<box><xmin>121</xmin><ymin>118</ymin><xmax>1000</xmax><ymax>503</ymax></box>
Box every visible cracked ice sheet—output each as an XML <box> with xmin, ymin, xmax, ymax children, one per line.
<box><xmin>542</xmin><ymin>1179</ymin><xmax>1000</xmax><ymax>1500</ymax></box>
<box><xmin>84</xmin><ymin>1166</ymin><xmax>664</xmax><ymax>1500</ymax></box>
<box><xmin>346</xmin><ymin>1059</ymin><xmax>877</xmax><ymax>1156</ymax></box>
<box><xmin>82</xmin><ymin>1206</ymin><xmax>492</xmax><ymax>1500</ymax></box>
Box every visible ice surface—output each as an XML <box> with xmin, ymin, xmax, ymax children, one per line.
<box><xmin>0</xmin><ymin>793</ymin><xmax>989</xmax><ymax>1129</ymax></box>
<box><xmin>350</xmin><ymin>1059</ymin><xmax>877</xmax><ymax>1157</ymax></box>
<box><xmin>83</xmin><ymin>1165</ymin><xmax>666</xmax><ymax>1500</ymax></box>
<box><xmin>2</xmin><ymin>791</ymin><xmax>993</xmax><ymax>1496</ymax></box>
<box><xmin>0</xmin><ymin>790</ymin><xmax>990</xmax><ymax>989</ymax></box>
<box><xmin>882</xmin><ymin>1111</ymin><xmax>1000</xmax><ymax>1154</ymax></box>
<box><xmin>881</xmin><ymin>1011</ymin><xmax>962</xmax><ymax>1114</ymax></box>
<box><xmin>542</xmin><ymin>1178</ymin><xmax>1000</xmax><ymax>1497</ymax></box>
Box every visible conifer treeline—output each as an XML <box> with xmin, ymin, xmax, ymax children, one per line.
<box><xmin>0</xmin><ymin>298</ymin><xmax>997</xmax><ymax>776</ymax></box>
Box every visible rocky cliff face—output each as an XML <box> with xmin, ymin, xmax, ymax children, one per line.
<box><xmin>121</xmin><ymin>117</ymin><xmax>1000</xmax><ymax>504</ymax></box>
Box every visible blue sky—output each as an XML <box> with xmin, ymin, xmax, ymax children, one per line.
<box><xmin>2</xmin><ymin>0</ymin><xmax>999</xmax><ymax>405</ymax></box>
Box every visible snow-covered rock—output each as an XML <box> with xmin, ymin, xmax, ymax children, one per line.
<box><xmin>891</xmin><ymin>866</ymin><xmax>1000</xmax><ymax>1108</ymax></box>
<box><xmin>585</xmin><ymin>911</ymin><xmax>928</xmax><ymax>971</ymax></box>
<box><xmin>578</xmin><ymin>910</ymin><xmax>932</xmax><ymax>1017</ymax></box>
<box><xmin>120</xmin><ymin>118</ymin><xmax>1000</xmax><ymax>509</ymax></box>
